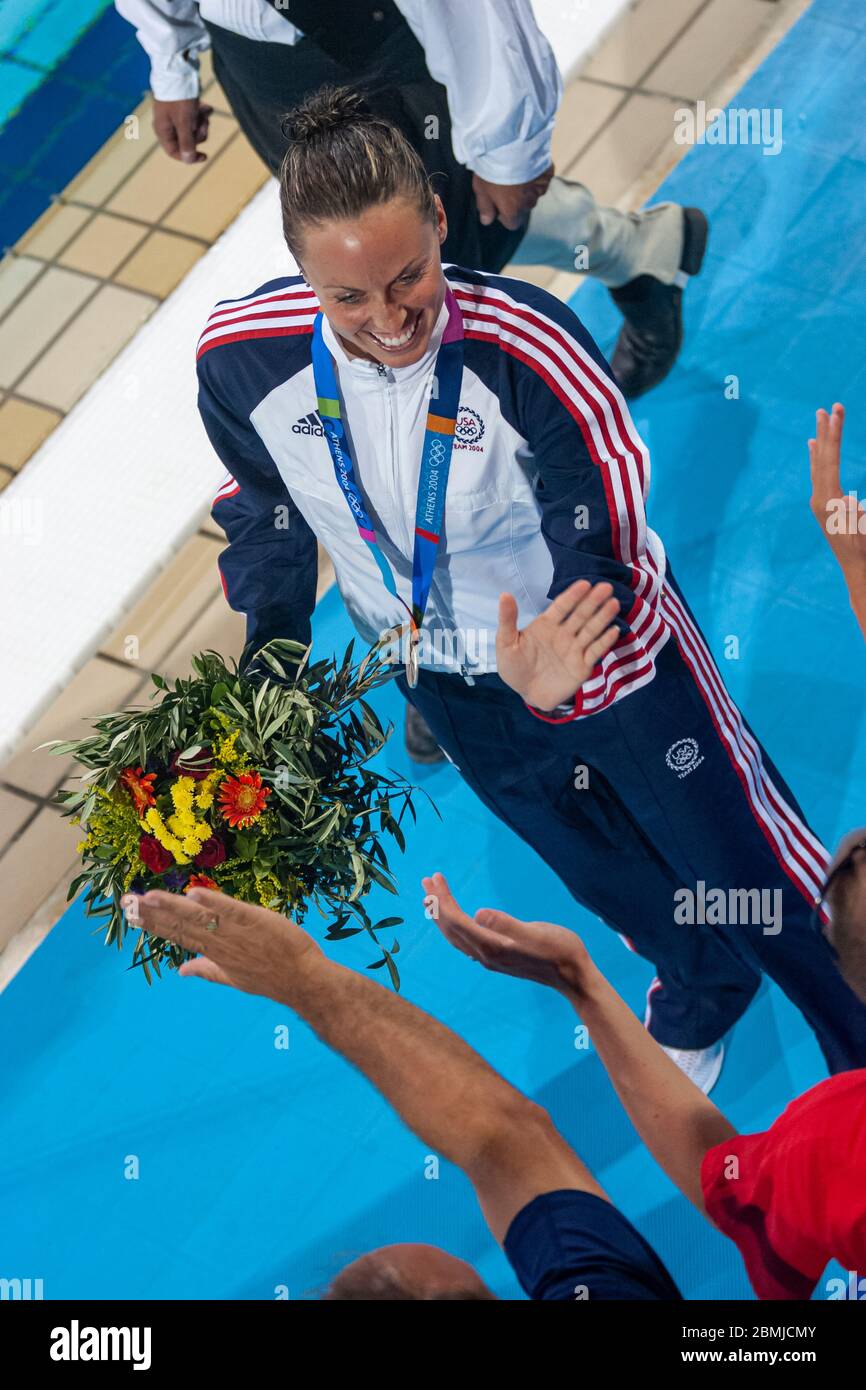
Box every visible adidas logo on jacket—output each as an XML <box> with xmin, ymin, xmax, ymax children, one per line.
<box><xmin>292</xmin><ymin>410</ymin><xmax>324</xmax><ymax>436</ymax></box>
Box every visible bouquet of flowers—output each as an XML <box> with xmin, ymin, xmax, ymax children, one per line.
<box><xmin>44</xmin><ymin>639</ymin><xmax>423</xmax><ymax>986</ymax></box>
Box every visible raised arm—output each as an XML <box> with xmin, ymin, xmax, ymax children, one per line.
<box><xmin>127</xmin><ymin>887</ymin><xmax>606</xmax><ymax>1244</ymax></box>
<box><xmin>425</xmin><ymin>874</ymin><xmax>737</xmax><ymax>1213</ymax></box>
<box><xmin>809</xmin><ymin>402</ymin><xmax>866</xmax><ymax>641</ymax></box>
<box><xmin>504</xmin><ymin>288</ymin><xmax>670</xmax><ymax>721</ymax></box>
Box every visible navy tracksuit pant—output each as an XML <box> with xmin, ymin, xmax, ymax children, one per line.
<box><xmin>398</xmin><ymin>581</ymin><xmax>866</xmax><ymax>1074</ymax></box>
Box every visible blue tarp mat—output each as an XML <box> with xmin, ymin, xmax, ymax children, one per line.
<box><xmin>1</xmin><ymin>0</ymin><xmax>860</xmax><ymax>1300</ymax></box>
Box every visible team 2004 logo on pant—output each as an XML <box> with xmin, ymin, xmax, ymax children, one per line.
<box><xmin>665</xmin><ymin>737</ymin><xmax>705</xmax><ymax>779</ymax></box>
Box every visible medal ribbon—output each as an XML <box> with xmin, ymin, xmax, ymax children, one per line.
<box><xmin>310</xmin><ymin>290</ymin><xmax>464</xmax><ymax>646</ymax></box>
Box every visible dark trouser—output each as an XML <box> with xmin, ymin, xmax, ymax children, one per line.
<box><xmin>203</xmin><ymin>17</ymin><xmax>525</xmax><ymax>274</ymax></box>
<box><xmin>398</xmin><ymin>578</ymin><xmax>866</xmax><ymax>1073</ymax></box>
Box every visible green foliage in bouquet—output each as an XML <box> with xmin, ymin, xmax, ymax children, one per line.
<box><xmin>44</xmin><ymin>639</ymin><xmax>428</xmax><ymax>987</ymax></box>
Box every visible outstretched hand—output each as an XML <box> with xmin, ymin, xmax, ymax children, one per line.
<box><xmin>809</xmin><ymin>403</ymin><xmax>866</xmax><ymax>574</ymax></box>
<box><xmin>421</xmin><ymin>871</ymin><xmax>595</xmax><ymax>997</ymax></box>
<box><xmin>495</xmin><ymin>578</ymin><xmax>621</xmax><ymax>711</ymax></box>
<box><xmin>120</xmin><ymin>886</ymin><xmax>322</xmax><ymax>1001</ymax></box>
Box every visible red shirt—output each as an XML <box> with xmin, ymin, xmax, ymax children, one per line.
<box><xmin>701</xmin><ymin>1070</ymin><xmax>866</xmax><ymax>1299</ymax></box>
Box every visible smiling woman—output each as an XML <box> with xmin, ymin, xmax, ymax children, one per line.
<box><xmin>197</xmin><ymin>82</ymin><xmax>866</xmax><ymax>1100</ymax></box>
<box><xmin>279</xmin><ymin>86</ymin><xmax>446</xmax><ymax>367</ymax></box>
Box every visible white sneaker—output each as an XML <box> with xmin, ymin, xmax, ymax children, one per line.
<box><xmin>661</xmin><ymin>1040</ymin><xmax>725</xmax><ymax>1095</ymax></box>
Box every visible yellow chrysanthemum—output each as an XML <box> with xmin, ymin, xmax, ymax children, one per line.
<box><xmin>142</xmin><ymin>806</ymin><xmax>192</xmax><ymax>864</ymax></box>
<box><xmin>194</xmin><ymin>769</ymin><xmax>221</xmax><ymax>812</ymax></box>
<box><xmin>170</xmin><ymin>776</ymin><xmax>196</xmax><ymax>814</ymax></box>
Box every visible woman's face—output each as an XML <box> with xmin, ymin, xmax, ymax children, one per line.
<box><xmin>297</xmin><ymin>194</ymin><xmax>448</xmax><ymax>368</ymax></box>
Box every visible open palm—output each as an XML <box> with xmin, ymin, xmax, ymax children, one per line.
<box><xmin>495</xmin><ymin>579</ymin><xmax>621</xmax><ymax>711</ymax></box>
<box><xmin>421</xmin><ymin>871</ymin><xmax>593</xmax><ymax>994</ymax></box>
<box><xmin>809</xmin><ymin>403</ymin><xmax>866</xmax><ymax>574</ymax></box>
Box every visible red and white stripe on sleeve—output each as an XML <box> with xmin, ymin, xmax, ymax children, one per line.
<box><xmin>453</xmin><ymin>278</ymin><xmax>670</xmax><ymax>721</ymax></box>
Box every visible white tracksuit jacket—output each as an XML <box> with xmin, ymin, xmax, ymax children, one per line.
<box><xmin>197</xmin><ymin>264</ymin><xmax>671</xmax><ymax>721</ymax></box>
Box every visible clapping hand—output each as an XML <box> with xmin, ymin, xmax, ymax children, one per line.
<box><xmin>120</xmin><ymin>886</ymin><xmax>322</xmax><ymax>1001</ymax></box>
<box><xmin>495</xmin><ymin>578</ymin><xmax>621</xmax><ymax>712</ymax></box>
<box><xmin>809</xmin><ymin>403</ymin><xmax>866</xmax><ymax>641</ymax></box>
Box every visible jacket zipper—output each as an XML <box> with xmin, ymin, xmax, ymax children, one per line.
<box><xmin>379</xmin><ymin>364</ymin><xmax>410</xmax><ymax>555</ymax></box>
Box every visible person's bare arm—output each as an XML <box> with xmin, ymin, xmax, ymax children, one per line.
<box><xmin>114</xmin><ymin>0</ymin><xmax>211</xmax><ymax>160</ymax></box>
<box><xmin>809</xmin><ymin>402</ymin><xmax>866</xmax><ymax>641</ymax></box>
<box><xmin>124</xmin><ymin>887</ymin><xmax>605</xmax><ymax>1243</ymax></box>
<box><xmin>425</xmin><ymin>874</ymin><xmax>737</xmax><ymax>1212</ymax></box>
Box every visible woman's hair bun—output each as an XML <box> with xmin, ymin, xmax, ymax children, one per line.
<box><xmin>281</xmin><ymin>85</ymin><xmax>371</xmax><ymax>144</ymax></box>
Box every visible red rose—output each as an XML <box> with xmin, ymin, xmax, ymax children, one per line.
<box><xmin>139</xmin><ymin>834</ymin><xmax>174</xmax><ymax>874</ymax></box>
<box><xmin>168</xmin><ymin>745</ymin><xmax>214</xmax><ymax>781</ymax></box>
<box><xmin>193</xmin><ymin>835</ymin><xmax>226</xmax><ymax>868</ymax></box>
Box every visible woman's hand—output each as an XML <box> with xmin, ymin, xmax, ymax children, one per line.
<box><xmin>421</xmin><ymin>871</ymin><xmax>597</xmax><ymax>998</ymax></box>
<box><xmin>495</xmin><ymin>579</ymin><xmax>621</xmax><ymax>712</ymax></box>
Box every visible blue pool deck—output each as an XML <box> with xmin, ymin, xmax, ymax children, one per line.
<box><xmin>0</xmin><ymin>1</ymin><xmax>148</xmax><ymax>249</ymax></box>
<box><xmin>1</xmin><ymin>0</ymin><xmax>864</xmax><ymax>1300</ymax></box>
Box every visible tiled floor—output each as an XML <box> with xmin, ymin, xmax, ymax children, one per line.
<box><xmin>525</xmin><ymin>0</ymin><xmax>795</xmax><ymax>299</ymax></box>
<box><xmin>0</xmin><ymin>2</ymin><xmax>150</xmax><ymax>246</ymax></box>
<box><xmin>0</xmin><ymin>55</ymin><xmax>269</xmax><ymax>470</ymax></box>
<box><xmin>0</xmin><ymin>0</ymin><xmax>812</xmax><ymax>980</ymax></box>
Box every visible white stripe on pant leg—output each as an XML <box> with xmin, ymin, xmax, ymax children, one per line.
<box><xmin>660</xmin><ymin>587</ymin><xmax>826</xmax><ymax>902</ymax></box>
<box><xmin>667</xmin><ymin>591</ymin><xmax>828</xmax><ymax>871</ymax></box>
<box><xmin>661</xmin><ymin>591</ymin><xmax>823</xmax><ymax>899</ymax></box>
<box><xmin>662</xmin><ymin>587</ymin><xmax>828</xmax><ymax>881</ymax></box>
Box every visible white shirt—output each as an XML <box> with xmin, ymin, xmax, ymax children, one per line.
<box><xmin>114</xmin><ymin>0</ymin><xmax>561</xmax><ymax>183</ymax></box>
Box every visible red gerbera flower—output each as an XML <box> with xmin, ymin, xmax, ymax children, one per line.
<box><xmin>121</xmin><ymin>765</ymin><xmax>157</xmax><ymax>815</ymax></box>
<box><xmin>218</xmin><ymin>771</ymin><xmax>270</xmax><ymax>829</ymax></box>
<box><xmin>184</xmin><ymin>874</ymin><xmax>220</xmax><ymax>892</ymax></box>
